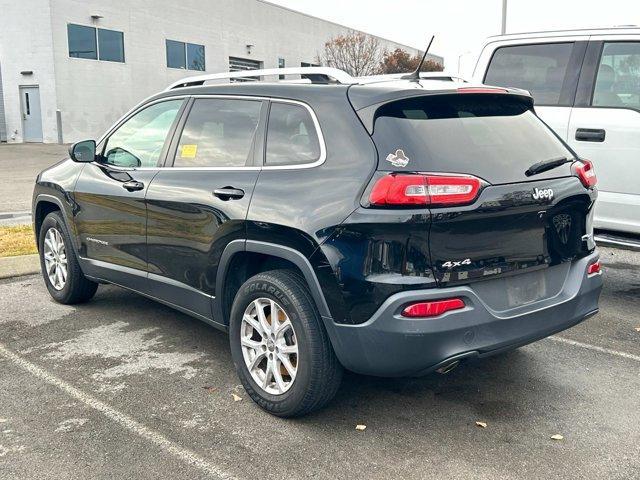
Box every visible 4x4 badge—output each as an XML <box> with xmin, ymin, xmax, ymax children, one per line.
<box><xmin>386</xmin><ymin>149</ymin><xmax>410</xmax><ymax>167</ymax></box>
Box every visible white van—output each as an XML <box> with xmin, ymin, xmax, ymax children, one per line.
<box><xmin>473</xmin><ymin>27</ymin><xmax>640</xmax><ymax>240</ymax></box>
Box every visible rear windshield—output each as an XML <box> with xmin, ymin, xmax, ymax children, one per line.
<box><xmin>372</xmin><ymin>94</ymin><xmax>574</xmax><ymax>184</ymax></box>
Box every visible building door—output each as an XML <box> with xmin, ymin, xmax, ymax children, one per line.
<box><xmin>19</xmin><ymin>86</ymin><xmax>43</xmax><ymax>142</ymax></box>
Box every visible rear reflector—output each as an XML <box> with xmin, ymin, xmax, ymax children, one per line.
<box><xmin>572</xmin><ymin>159</ymin><xmax>597</xmax><ymax>188</ymax></box>
<box><xmin>369</xmin><ymin>174</ymin><xmax>482</xmax><ymax>207</ymax></box>
<box><xmin>587</xmin><ymin>260</ymin><xmax>601</xmax><ymax>275</ymax></box>
<box><xmin>402</xmin><ymin>298</ymin><xmax>465</xmax><ymax>318</ymax></box>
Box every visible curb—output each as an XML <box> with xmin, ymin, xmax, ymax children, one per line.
<box><xmin>0</xmin><ymin>254</ymin><xmax>40</xmax><ymax>279</ymax></box>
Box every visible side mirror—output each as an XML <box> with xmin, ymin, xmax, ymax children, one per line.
<box><xmin>69</xmin><ymin>140</ymin><xmax>96</xmax><ymax>163</ymax></box>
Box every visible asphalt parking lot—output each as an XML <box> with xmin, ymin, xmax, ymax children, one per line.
<box><xmin>0</xmin><ymin>245</ymin><xmax>638</xmax><ymax>479</ymax></box>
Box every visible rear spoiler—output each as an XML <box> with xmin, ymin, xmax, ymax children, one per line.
<box><xmin>354</xmin><ymin>90</ymin><xmax>535</xmax><ymax>135</ymax></box>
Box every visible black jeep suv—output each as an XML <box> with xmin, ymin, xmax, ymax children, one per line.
<box><xmin>33</xmin><ymin>69</ymin><xmax>603</xmax><ymax>416</ymax></box>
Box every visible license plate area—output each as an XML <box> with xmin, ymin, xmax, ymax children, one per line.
<box><xmin>506</xmin><ymin>269</ymin><xmax>547</xmax><ymax>307</ymax></box>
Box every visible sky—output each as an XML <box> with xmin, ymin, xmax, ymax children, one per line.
<box><xmin>266</xmin><ymin>0</ymin><xmax>640</xmax><ymax>75</ymax></box>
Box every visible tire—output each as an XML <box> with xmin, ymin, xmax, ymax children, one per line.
<box><xmin>38</xmin><ymin>211</ymin><xmax>98</xmax><ymax>304</ymax></box>
<box><xmin>229</xmin><ymin>269</ymin><xmax>343</xmax><ymax>417</ymax></box>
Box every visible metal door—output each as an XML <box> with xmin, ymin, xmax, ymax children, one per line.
<box><xmin>19</xmin><ymin>86</ymin><xmax>43</xmax><ymax>142</ymax></box>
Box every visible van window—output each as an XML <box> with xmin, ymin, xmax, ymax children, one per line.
<box><xmin>593</xmin><ymin>42</ymin><xmax>640</xmax><ymax>109</ymax></box>
<box><xmin>266</xmin><ymin>103</ymin><xmax>321</xmax><ymax>166</ymax></box>
<box><xmin>174</xmin><ymin>99</ymin><xmax>261</xmax><ymax>168</ymax></box>
<box><xmin>484</xmin><ymin>43</ymin><xmax>574</xmax><ymax>106</ymax></box>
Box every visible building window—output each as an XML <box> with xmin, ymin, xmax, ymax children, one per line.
<box><xmin>301</xmin><ymin>62</ymin><xmax>320</xmax><ymax>67</ymax></box>
<box><xmin>278</xmin><ymin>57</ymin><xmax>285</xmax><ymax>80</ymax></box>
<box><xmin>68</xmin><ymin>24</ymin><xmax>124</xmax><ymax>63</ymax></box>
<box><xmin>166</xmin><ymin>40</ymin><xmax>205</xmax><ymax>71</ymax></box>
<box><xmin>68</xmin><ymin>24</ymin><xmax>97</xmax><ymax>59</ymax></box>
<box><xmin>97</xmin><ymin>28</ymin><xmax>124</xmax><ymax>62</ymax></box>
<box><xmin>229</xmin><ymin>57</ymin><xmax>262</xmax><ymax>82</ymax></box>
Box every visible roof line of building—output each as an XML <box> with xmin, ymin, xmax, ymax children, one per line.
<box><xmin>256</xmin><ymin>0</ymin><xmax>442</xmax><ymax>60</ymax></box>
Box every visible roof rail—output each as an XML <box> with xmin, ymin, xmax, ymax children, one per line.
<box><xmin>166</xmin><ymin>67</ymin><xmax>355</xmax><ymax>90</ymax></box>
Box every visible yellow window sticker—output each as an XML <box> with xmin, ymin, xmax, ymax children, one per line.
<box><xmin>181</xmin><ymin>144</ymin><xmax>198</xmax><ymax>158</ymax></box>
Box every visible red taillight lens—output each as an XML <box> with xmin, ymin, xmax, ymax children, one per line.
<box><xmin>587</xmin><ymin>260</ymin><xmax>601</xmax><ymax>275</ymax></box>
<box><xmin>369</xmin><ymin>174</ymin><xmax>482</xmax><ymax>207</ymax></box>
<box><xmin>402</xmin><ymin>298</ymin><xmax>465</xmax><ymax>318</ymax></box>
<box><xmin>572</xmin><ymin>160</ymin><xmax>597</xmax><ymax>188</ymax></box>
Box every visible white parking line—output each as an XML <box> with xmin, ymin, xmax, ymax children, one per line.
<box><xmin>0</xmin><ymin>343</ymin><xmax>237</xmax><ymax>480</ymax></box>
<box><xmin>549</xmin><ymin>335</ymin><xmax>640</xmax><ymax>363</ymax></box>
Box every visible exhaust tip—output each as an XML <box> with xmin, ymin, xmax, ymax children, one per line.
<box><xmin>436</xmin><ymin>360</ymin><xmax>460</xmax><ymax>375</ymax></box>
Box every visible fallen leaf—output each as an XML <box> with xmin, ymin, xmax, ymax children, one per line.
<box><xmin>634</xmin><ymin>326</ymin><xmax>640</xmax><ymax>332</ymax></box>
<box><xmin>231</xmin><ymin>393</ymin><xmax>243</xmax><ymax>402</ymax></box>
<box><xmin>475</xmin><ymin>421</ymin><xmax>487</xmax><ymax>428</ymax></box>
<box><xmin>202</xmin><ymin>386</ymin><xmax>217</xmax><ymax>393</ymax></box>
<box><xmin>355</xmin><ymin>424</ymin><xmax>367</xmax><ymax>431</ymax></box>
<box><xmin>550</xmin><ymin>434</ymin><xmax>564</xmax><ymax>441</ymax></box>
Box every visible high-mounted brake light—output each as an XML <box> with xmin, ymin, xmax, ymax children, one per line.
<box><xmin>457</xmin><ymin>87</ymin><xmax>508</xmax><ymax>94</ymax></box>
<box><xmin>369</xmin><ymin>174</ymin><xmax>482</xmax><ymax>207</ymax></box>
<box><xmin>572</xmin><ymin>160</ymin><xmax>597</xmax><ymax>188</ymax></box>
<box><xmin>402</xmin><ymin>298</ymin><xmax>465</xmax><ymax>318</ymax></box>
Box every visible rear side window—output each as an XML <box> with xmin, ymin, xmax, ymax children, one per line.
<box><xmin>174</xmin><ymin>98</ymin><xmax>261</xmax><ymax>168</ymax></box>
<box><xmin>266</xmin><ymin>103</ymin><xmax>321</xmax><ymax>166</ymax></box>
<box><xmin>593</xmin><ymin>42</ymin><xmax>640</xmax><ymax>109</ymax></box>
<box><xmin>372</xmin><ymin>94</ymin><xmax>574</xmax><ymax>185</ymax></box>
<box><xmin>484</xmin><ymin>43</ymin><xmax>574</xmax><ymax>106</ymax></box>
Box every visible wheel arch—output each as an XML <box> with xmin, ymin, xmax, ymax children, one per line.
<box><xmin>215</xmin><ymin>240</ymin><xmax>332</xmax><ymax>326</ymax></box>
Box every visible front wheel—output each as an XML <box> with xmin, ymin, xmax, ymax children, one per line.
<box><xmin>38</xmin><ymin>211</ymin><xmax>98</xmax><ymax>304</ymax></box>
<box><xmin>229</xmin><ymin>270</ymin><xmax>342</xmax><ymax>417</ymax></box>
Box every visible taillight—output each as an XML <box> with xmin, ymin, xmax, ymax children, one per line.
<box><xmin>587</xmin><ymin>260</ymin><xmax>601</xmax><ymax>275</ymax></box>
<box><xmin>369</xmin><ymin>174</ymin><xmax>482</xmax><ymax>207</ymax></box>
<box><xmin>572</xmin><ymin>160</ymin><xmax>597</xmax><ymax>188</ymax></box>
<box><xmin>402</xmin><ymin>298</ymin><xmax>465</xmax><ymax>318</ymax></box>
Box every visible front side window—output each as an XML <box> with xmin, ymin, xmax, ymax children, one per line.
<box><xmin>484</xmin><ymin>43</ymin><xmax>574</xmax><ymax>106</ymax></box>
<box><xmin>174</xmin><ymin>99</ymin><xmax>262</xmax><ymax>168</ymax></box>
<box><xmin>103</xmin><ymin>100</ymin><xmax>183</xmax><ymax>168</ymax></box>
<box><xmin>68</xmin><ymin>24</ymin><xmax>124</xmax><ymax>62</ymax></box>
<box><xmin>593</xmin><ymin>42</ymin><xmax>640</xmax><ymax>109</ymax></box>
<box><xmin>166</xmin><ymin>40</ymin><xmax>205</xmax><ymax>71</ymax></box>
<box><xmin>266</xmin><ymin>103</ymin><xmax>321</xmax><ymax>166</ymax></box>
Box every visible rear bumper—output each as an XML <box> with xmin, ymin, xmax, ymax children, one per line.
<box><xmin>325</xmin><ymin>252</ymin><xmax>603</xmax><ymax>377</ymax></box>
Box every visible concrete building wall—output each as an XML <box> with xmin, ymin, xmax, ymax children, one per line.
<box><xmin>0</xmin><ymin>0</ymin><xmax>60</xmax><ymax>143</ymax></box>
<box><xmin>2</xmin><ymin>0</ymin><xmax>439</xmax><ymax>143</ymax></box>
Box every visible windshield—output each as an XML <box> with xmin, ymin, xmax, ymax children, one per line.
<box><xmin>372</xmin><ymin>94</ymin><xmax>574</xmax><ymax>185</ymax></box>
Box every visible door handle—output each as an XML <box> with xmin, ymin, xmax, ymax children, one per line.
<box><xmin>122</xmin><ymin>180</ymin><xmax>144</xmax><ymax>192</ymax></box>
<box><xmin>575</xmin><ymin>128</ymin><xmax>606</xmax><ymax>142</ymax></box>
<box><xmin>213</xmin><ymin>187</ymin><xmax>245</xmax><ymax>200</ymax></box>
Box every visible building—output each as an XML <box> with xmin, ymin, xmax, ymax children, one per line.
<box><xmin>0</xmin><ymin>0</ymin><xmax>441</xmax><ymax>144</ymax></box>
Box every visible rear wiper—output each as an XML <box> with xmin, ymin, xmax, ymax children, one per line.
<box><xmin>525</xmin><ymin>156</ymin><xmax>573</xmax><ymax>177</ymax></box>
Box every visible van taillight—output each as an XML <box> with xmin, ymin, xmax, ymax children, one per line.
<box><xmin>572</xmin><ymin>160</ymin><xmax>597</xmax><ymax>188</ymax></box>
<box><xmin>369</xmin><ymin>174</ymin><xmax>482</xmax><ymax>207</ymax></box>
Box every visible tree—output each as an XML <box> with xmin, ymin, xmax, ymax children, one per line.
<box><xmin>318</xmin><ymin>32</ymin><xmax>383</xmax><ymax>77</ymax></box>
<box><xmin>379</xmin><ymin>48</ymin><xmax>444</xmax><ymax>74</ymax></box>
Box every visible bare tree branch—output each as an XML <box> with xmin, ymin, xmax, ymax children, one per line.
<box><xmin>319</xmin><ymin>31</ymin><xmax>383</xmax><ymax>76</ymax></box>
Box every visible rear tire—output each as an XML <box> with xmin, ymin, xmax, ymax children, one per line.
<box><xmin>38</xmin><ymin>211</ymin><xmax>98</xmax><ymax>304</ymax></box>
<box><xmin>229</xmin><ymin>269</ymin><xmax>342</xmax><ymax>417</ymax></box>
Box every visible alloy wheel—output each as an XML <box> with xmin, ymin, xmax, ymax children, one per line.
<box><xmin>240</xmin><ymin>297</ymin><xmax>299</xmax><ymax>395</ymax></box>
<box><xmin>43</xmin><ymin>227</ymin><xmax>68</xmax><ymax>291</ymax></box>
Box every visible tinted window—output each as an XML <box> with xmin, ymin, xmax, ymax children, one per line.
<box><xmin>266</xmin><ymin>103</ymin><xmax>321</xmax><ymax>166</ymax></box>
<box><xmin>98</xmin><ymin>28</ymin><xmax>124</xmax><ymax>62</ymax></box>
<box><xmin>186</xmin><ymin>43</ymin><xmax>205</xmax><ymax>71</ymax></box>
<box><xmin>593</xmin><ymin>42</ymin><xmax>640</xmax><ymax>109</ymax></box>
<box><xmin>68</xmin><ymin>24</ymin><xmax>97</xmax><ymax>59</ymax></box>
<box><xmin>372</xmin><ymin>94</ymin><xmax>574</xmax><ymax>185</ymax></box>
<box><xmin>484</xmin><ymin>43</ymin><xmax>574</xmax><ymax>106</ymax></box>
<box><xmin>166</xmin><ymin>40</ymin><xmax>186</xmax><ymax>69</ymax></box>
<box><xmin>174</xmin><ymin>99</ymin><xmax>261</xmax><ymax>168</ymax></box>
<box><xmin>104</xmin><ymin>100</ymin><xmax>183</xmax><ymax>168</ymax></box>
